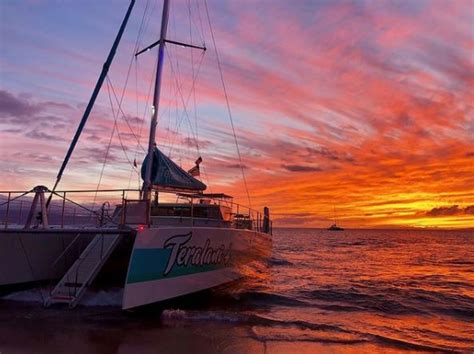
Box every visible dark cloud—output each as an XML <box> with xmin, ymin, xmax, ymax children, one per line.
<box><xmin>0</xmin><ymin>90</ymin><xmax>41</xmax><ymax>118</ymax></box>
<box><xmin>425</xmin><ymin>205</ymin><xmax>474</xmax><ymax>217</ymax></box>
<box><xmin>466</xmin><ymin>152</ymin><xmax>474</xmax><ymax>158</ymax></box>
<box><xmin>0</xmin><ymin>90</ymin><xmax>73</xmax><ymax>120</ymax></box>
<box><xmin>12</xmin><ymin>152</ymin><xmax>54</xmax><ymax>163</ymax></box>
<box><xmin>282</xmin><ymin>164</ymin><xmax>322</xmax><ymax>172</ymax></box>
<box><xmin>306</xmin><ymin>147</ymin><xmax>355</xmax><ymax>163</ymax></box>
<box><xmin>76</xmin><ymin>147</ymin><xmax>119</xmax><ymax>164</ymax></box>
<box><xmin>1</xmin><ymin>127</ymin><xmax>22</xmax><ymax>133</ymax></box>
<box><xmin>0</xmin><ymin>91</ymin><xmax>72</xmax><ymax>131</ymax></box>
<box><xmin>25</xmin><ymin>130</ymin><xmax>66</xmax><ymax>141</ymax></box>
<box><xmin>225</xmin><ymin>163</ymin><xmax>248</xmax><ymax>169</ymax></box>
<box><xmin>182</xmin><ymin>137</ymin><xmax>212</xmax><ymax>149</ymax></box>
<box><xmin>125</xmin><ymin>115</ymin><xmax>144</xmax><ymax>126</ymax></box>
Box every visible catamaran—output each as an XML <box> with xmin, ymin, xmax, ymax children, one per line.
<box><xmin>0</xmin><ymin>0</ymin><xmax>272</xmax><ymax>310</ymax></box>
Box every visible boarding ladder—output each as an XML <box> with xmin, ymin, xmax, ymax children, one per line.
<box><xmin>45</xmin><ymin>231</ymin><xmax>121</xmax><ymax>308</ymax></box>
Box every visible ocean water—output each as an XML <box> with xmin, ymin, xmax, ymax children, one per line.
<box><xmin>1</xmin><ymin>228</ymin><xmax>473</xmax><ymax>353</ymax></box>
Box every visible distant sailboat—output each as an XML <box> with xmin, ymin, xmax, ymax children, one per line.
<box><xmin>328</xmin><ymin>206</ymin><xmax>344</xmax><ymax>231</ymax></box>
<box><xmin>328</xmin><ymin>223</ymin><xmax>344</xmax><ymax>231</ymax></box>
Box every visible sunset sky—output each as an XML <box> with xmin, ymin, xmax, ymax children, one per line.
<box><xmin>1</xmin><ymin>0</ymin><xmax>473</xmax><ymax>228</ymax></box>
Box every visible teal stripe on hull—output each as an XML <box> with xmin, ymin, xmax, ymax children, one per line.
<box><xmin>127</xmin><ymin>248</ymin><xmax>228</xmax><ymax>284</ymax></box>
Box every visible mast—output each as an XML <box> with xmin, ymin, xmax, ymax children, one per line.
<box><xmin>142</xmin><ymin>0</ymin><xmax>171</xmax><ymax>200</ymax></box>
<box><xmin>47</xmin><ymin>0</ymin><xmax>136</xmax><ymax>207</ymax></box>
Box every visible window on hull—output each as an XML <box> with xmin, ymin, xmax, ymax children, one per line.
<box><xmin>151</xmin><ymin>204</ymin><xmax>224</xmax><ymax>220</ymax></box>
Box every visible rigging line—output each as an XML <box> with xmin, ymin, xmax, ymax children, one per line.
<box><xmin>161</xmin><ymin>51</ymin><xmax>206</xmax><ymax>155</ymax></box>
<box><xmin>134</xmin><ymin>58</ymin><xmax>140</xmax><ymax>132</ymax></box>
<box><xmin>91</xmin><ymin>78</ymin><xmax>119</xmax><ymax>209</ymax></box>
<box><xmin>129</xmin><ymin>57</ymin><xmax>140</xmax><ymax>190</ymax></box>
<box><xmin>126</xmin><ymin>54</ymin><xmax>158</xmax><ymax>190</ymax></box>
<box><xmin>196</xmin><ymin>0</ymin><xmax>206</xmax><ymax>47</ymax></box>
<box><xmin>107</xmin><ymin>77</ymin><xmax>146</xmax><ymax>152</ymax></box>
<box><xmin>188</xmin><ymin>8</ymin><xmax>211</xmax><ymax>195</ymax></box>
<box><xmin>169</xmin><ymin>4</ymin><xmax>180</xmax><ymax>157</ymax></box>
<box><xmin>92</xmin><ymin>0</ymin><xmax>150</xmax><ymax>201</ymax></box>
<box><xmin>106</xmin><ymin>79</ymin><xmax>138</xmax><ymax>172</ymax></box>
<box><xmin>187</xmin><ymin>2</ymin><xmax>211</xmax><ymax>191</ymax></box>
<box><xmin>108</xmin><ymin>0</ymin><xmax>151</xmax><ymax>148</ymax></box>
<box><xmin>166</xmin><ymin>48</ymin><xmax>206</xmax><ymax>156</ymax></box>
<box><xmin>186</xmin><ymin>0</ymin><xmax>197</xmax><ymax>165</ymax></box>
<box><xmin>135</xmin><ymin>0</ymin><xmax>151</xmax><ymax>50</ymax></box>
<box><xmin>51</xmin><ymin>192</ymin><xmax>101</xmax><ymax>216</ymax></box>
<box><xmin>50</xmin><ymin>191</ymin><xmax>118</xmax><ymax>225</ymax></box>
<box><xmin>120</xmin><ymin>0</ymin><xmax>151</xmax><ymax>96</ymax></box>
<box><xmin>188</xmin><ymin>0</ymin><xmax>200</xmax><ymax>151</ymax></box>
<box><xmin>140</xmin><ymin>0</ymin><xmax>158</xmax><ymax>46</ymax></box>
<box><xmin>204</xmin><ymin>0</ymin><xmax>251</xmax><ymax>208</ymax></box>
<box><xmin>139</xmin><ymin>56</ymin><xmax>158</xmax><ymax>136</ymax></box>
<box><xmin>170</xmin><ymin>61</ymin><xmax>180</xmax><ymax>158</ymax></box>
<box><xmin>0</xmin><ymin>190</ymin><xmax>30</xmax><ymax>207</ymax></box>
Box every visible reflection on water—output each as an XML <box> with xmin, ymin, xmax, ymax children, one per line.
<box><xmin>1</xmin><ymin>229</ymin><xmax>473</xmax><ymax>353</ymax></box>
<box><xmin>230</xmin><ymin>229</ymin><xmax>474</xmax><ymax>352</ymax></box>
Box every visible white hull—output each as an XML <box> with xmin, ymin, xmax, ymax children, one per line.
<box><xmin>0</xmin><ymin>231</ymin><xmax>94</xmax><ymax>287</ymax></box>
<box><xmin>122</xmin><ymin>227</ymin><xmax>271</xmax><ymax>309</ymax></box>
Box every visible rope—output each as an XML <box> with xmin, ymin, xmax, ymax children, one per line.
<box><xmin>0</xmin><ymin>190</ymin><xmax>31</xmax><ymax>207</ymax></box>
<box><xmin>90</xmin><ymin>79</ymin><xmax>118</xmax><ymax>211</ymax></box>
<box><xmin>92</xmin><ymin>0</ymin><xmax>152</xmax><ymax>202</ymax></box>
<box><xmin>195</xmin><ymin>0</ymin><xmax>207</xmax><ymax>47</ymax></box>
<box><xmin>166</xmin><ymin>47</ymin><xmax>206</xmax><ymax>157</ymax></box>
<box><xmin>50</xmin><ymin>191</ymin><xmax>117</xmax><ymax>225</ymax></box>
<box><xmin>106</xmin><ymin>76</ymin><xmax>146</xmax><ymax>152</ymax></box>
<box><xmin>204</xmin><ymin>0</ymin><xmax>251</xmax><ymax>207</ymax></box>
<box><xmin>126</xmin><ymin>55</ymin><xmax>158</xmax><ymax>191</ymax></box>
<box><xmin>106</xmin><ymin>77</ymin><xmax>138</xmax><ymax>171</ymax></box>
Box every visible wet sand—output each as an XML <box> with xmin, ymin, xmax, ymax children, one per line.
<box><xmin>1</xmin><ymin>301</ymin><xmax>428</xmax><ymax>353</ymax></box>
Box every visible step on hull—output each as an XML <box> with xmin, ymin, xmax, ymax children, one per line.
<box><xmin>122</xmin><ymin>227</ymin><xmax>271</xmax><ymax>309</ymax></box>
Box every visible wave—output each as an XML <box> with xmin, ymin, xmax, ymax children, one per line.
<box><xmin>161</xmin><ymin>308</ymin><xmax>352</xmax><ymax>334</ymax></box>
<box><xmin>1</xmin><ymin>289</ymin><xmax>45</xmax><ymax>303</ymax></box>
<box><xmin>236</xmin><ymin>291</ymin><xmax>309</xmax><ymax>307</ymax></box>
<box><xmin>370</xmin><ymin>333</ymin><xmax>464</xmax><ymax>353</ymax></box>
<box><xmin>249</xmin><ymin>325</ymin><xmax>367</xmax><ymax>345</ymax></box>
<box><xmin>300</xmin><ymin>288</ymin><xmax>425</xmax><ymax>315</ymax></box>
<box><xmin>160</xmin><ymin>308</ymin><xmax>457</xmax><ymax>351</ymax></box>
<box><xmin>443</xmin><ymin>259</ymin><xmax>474</xmax><ymax>266</ymax></box>
<box><xmin>81</xmin><ymin>288</ymin><xmax>123</xmax><ymax>307</ymax></box>
<box><xmin>299</xmin><ymin>287</ymin><xmax>474</xmax><ymax>319</ymax></box>
<box><xmin>162</xmin><ymin>309</ymin><xmax>245</xmax><ymax>323</ymax></box>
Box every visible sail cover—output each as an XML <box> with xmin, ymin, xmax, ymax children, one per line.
<box><xmin>141</xmin><ymin>148</ymin><xmax>207</xmax><ymax>191</ymax></box>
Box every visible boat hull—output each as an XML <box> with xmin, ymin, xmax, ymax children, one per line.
<box><xmin>0</xmin><ymin>230</ymin><xmax>96</xmax><ymax>289</ymax></box>
<box><xmin>0</xmin><ymin>229</ymin><xmax>134</xmax><ymax>292</ymax></box>
<box><xmin>122</xmin><ymin>227</ymin><xmax>271</xmax><ymax>310</ymax></box>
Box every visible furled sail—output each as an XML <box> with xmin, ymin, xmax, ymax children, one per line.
<box><xmin>141</xmin><ymin>148</ymin><xmax>207</xmax><ymax>191</ymax></box>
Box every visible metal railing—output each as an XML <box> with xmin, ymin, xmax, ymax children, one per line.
<box><xmin>0</xmin><ymin>188</ymin><xmax>273</xmax><ymax>234</ymax></box>
<box><xmin>0</xmin><ymin>188</ymin><xmax>138</xmax><ymax>229</ymax></box>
